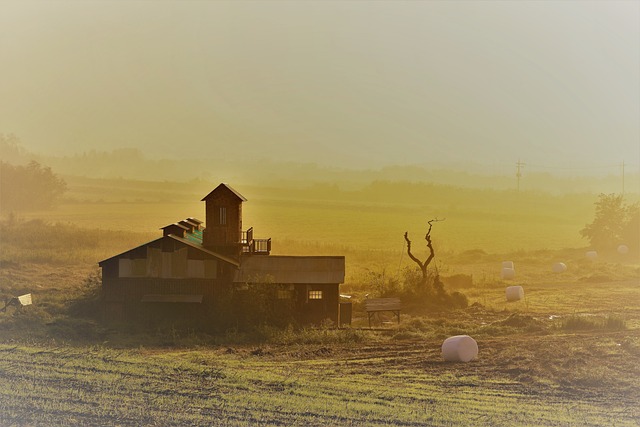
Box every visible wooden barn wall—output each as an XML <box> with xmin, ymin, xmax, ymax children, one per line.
<box><xmin>102</xmin><ymin>255</ymin><xmax>340</xmax><ymax>326</ymax></box>
<box><xmin>101</xmin><ymin>240</ymin><xmax>232</xmax><ymax>281</ymax></box>
<box><xmin>102</xmin><ymin>276</ymin><xmax>234</xmax><ymax>324</ymax></box>
<box><xmin>103</xmin><ymin>277</ymin><xmax>219</xmax><ymax>303</ymax></box>
<box><xmin>293</xmin><ymin>283</ymin><xmax>339</xmax><ymax>325</ymax></box>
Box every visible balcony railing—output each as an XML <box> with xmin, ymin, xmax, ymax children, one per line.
<box><xmin>241</xmin><ymin>227</ymin><xmax>271</xmax><ymax>255</ymax></box>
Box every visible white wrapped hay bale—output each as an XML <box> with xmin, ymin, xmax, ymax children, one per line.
<box><xmin>585</xmin><ymin>250</ymin><xmax>598</xmax><ymax>260</ymax></box>
<box><xmin>506</xmin><ymin>285</ymin><xmax>524</xmax><ymax>302</ymax></box>
<box><xmin>617</xmin><ymin>245</ymin><xmax>629</xmax><ymax>255</ymax></box>
<box><xmin>501</xmin><ymin>267</ymin><xmax>515</xmax><ymax>280</ymax></box>
<box><xmin>502</xmin><ymin>261</ymin><xmax>515</xmax><ymax>270</ymax></box>
<box><xmin>552</xmin><ymin>262</ymin><xmax>567</xmax><ymax>273</ymax></box>
<box><xmin>442</xmin><ymin>335</ymin><xmax>478</xmax><ymax>362</ymax></box>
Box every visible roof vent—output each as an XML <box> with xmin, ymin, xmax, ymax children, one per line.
<box><xmin>161</xmin><ymin>223</ymin><xmax>189</xmax><ymax>238</ymax></box>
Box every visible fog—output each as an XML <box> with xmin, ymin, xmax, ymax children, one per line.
<box><xmin>1</xmin><ymin>1</ymin><xmax>638</xmax><ymax>173</ymax></box>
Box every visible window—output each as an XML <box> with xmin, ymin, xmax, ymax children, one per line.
<box><xmin>308</xmin><ymin>290</ymin><xmax>323</xmax><ymax>300</ymax></box>
<box><xmin>219</xmin><ymin>207</ymin><xmax>227</xmax><ymax>225</ymax></box>
<box><xmin>277</xmin><ymin>289</ymin><xmax>293</xmax><ymax>299</ymax></box>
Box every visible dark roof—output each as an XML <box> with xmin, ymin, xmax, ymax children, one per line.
<box><xmin>161</xmin><ymin>223</ymin><xmax>190</xmax><ymax>231</ymax></box>
<box><xmin>234</xmin><ymin>256</ymin><xmax>345</xmax><ymax>284</ymax></box>
<box><xmin>99</xmin><ymin>237</ymin><xmax>163</xmax><ymax>266</ymax></box>
<box><xmin>201</xmin><ymin>183</ymin><xmax>247</xmax><ymax>202</ymax></box>
<box><xmin>168</xmin><ymin>234</ymin><xmax>239</xmax><ymax>266</ymax></box>
<box><xmin>98</xmin><ymin>234</ymin><xmax>239</xmax><ymax>267</ymax></box>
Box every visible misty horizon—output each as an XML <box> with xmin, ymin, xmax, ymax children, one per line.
<box><xmin>1</xmin><ymin>1</ymin><xmax>639</xmax><ymax>172</ymax></box>
<box><xmin>2</xmin><ymin>133</ymin><xmax>636</xmax><ymax>197</ymax></box>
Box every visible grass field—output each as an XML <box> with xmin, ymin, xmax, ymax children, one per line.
<box><xmin>0</xmin><ymin>329</ymin><xmax>638</xmax><ymax>427</ymax></box>
<box><xmin>13</xmin><ymin>176</ymin><xmax>618</xmax><ymax>278</ymax></box>
<box><xmin>24</xmin><ymin>176</ymin><xmax>603</xmax><ymax>252</ymax></box>
<box><xmin>1</xmin><ymin>177</ymin><xmax>639</xmax><ymax>426</ymax></box>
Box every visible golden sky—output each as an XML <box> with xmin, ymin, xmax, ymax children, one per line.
<box><xmin>1</xmin><ymin>1</ymin><xmax>638</xmax><ymax>171</ymax></box>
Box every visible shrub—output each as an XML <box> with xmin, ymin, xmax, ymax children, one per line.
<box><xmin>560</xmin><ymin>314</ymin><xmax>626</xmax><ymax>331</ymax></box>
<box><xmin>441</xmin><ymin>273</ymin><xmax>473</xmax><ymax>289</ymax></box>
<box><xmin>376</xmin><ymin>267</ymin><xmax>469</xmax><ymax>313</ymax></box>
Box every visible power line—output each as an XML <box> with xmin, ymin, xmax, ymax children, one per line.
<box><xmin>523</xmin><ymin>162</ymin><xmax>633</xmax><ymax>171</ymax></box>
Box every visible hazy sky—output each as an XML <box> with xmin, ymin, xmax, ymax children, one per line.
<box><xmin>1</xmin><ymin>1</ymin><xmax>638</xmax><ymax>171</ymax></box>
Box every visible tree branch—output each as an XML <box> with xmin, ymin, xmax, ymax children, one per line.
<box><xmin>404</xmin><ymin>231</ymin><xmax>424</xmax><ymax>270</ymax></box>
<box><xmin>424</xmin><ymin>218</ymin><xmax>444</xmax><ymax>269</ymax></box>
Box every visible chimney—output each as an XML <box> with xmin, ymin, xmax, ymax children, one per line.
<box><xmin>178</xmin><ymin>220</ymin><xmax>195</xmax><ymax>234</ymax></box>
<box><xmin>184</xmin><ymin>217</ymin><xmax>203</xmax><ymax>231</ymax></box>
<box><xmin>201</xmin><ymin>183</ymin><xmax>247</xmax><ymax>258</ymax></box>
<box><xmin>161</xmin><ymin>223</ymin><xmax>189</xmax><ymax>238</ymax></box>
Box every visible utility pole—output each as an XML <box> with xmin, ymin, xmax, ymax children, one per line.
<box><xmin>621</xmin><ymin>160</ymin><xmax>625</xmax><ymax>196</ymax></box>
<box><xmin>516</xmin><ymin>159</ymin><xmax>525</xmax><ymax>192</ymax></box>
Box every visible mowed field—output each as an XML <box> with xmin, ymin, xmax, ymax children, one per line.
<box><xmin>1</xmin><ymin>176</ymin><xmax>639</xmax><ymax>426</ymax></box>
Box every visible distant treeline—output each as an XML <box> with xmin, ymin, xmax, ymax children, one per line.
<box><xmin>1</xmin><ymin>134</ymin><xmax>636</xmax><ymax>195</ymax></box>
<box><xmin>0</xmin><ymin>161</ymin><xmax>67</xmax><ymax>212</ymax></box>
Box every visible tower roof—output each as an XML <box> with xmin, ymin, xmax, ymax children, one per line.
<box><xmin>201</xmin><ymin>183</ymin><xmax>247</xmax><ymax>202</ymax></box>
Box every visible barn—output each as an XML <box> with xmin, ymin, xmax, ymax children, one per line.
<box><xmin>98</xmin><ymin>184</ymin><xmax>346</xmax><ymax>328</ymax></box>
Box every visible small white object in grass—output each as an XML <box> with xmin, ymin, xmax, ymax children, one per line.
<box><xmin>617</xmin><ymin>245</ymin><xmax>629</xmax><ymax>255</ymax></box>
<box><xmin>501</xmin><ymin>267</ymin><xmax>515</xmax><ymax>280</ymax></box>
<box><xmin>586</xmin><ymin>251</ymin><xmax>598</xmax><ymax>260</ymax></box>
<box><xmin>501</xmin><ymin>261</ymin><xmax>515</xmax><ymax>270</ymax></box>
<box><xmin>17</xmin><ymin>294</ymin><xmax>32</xmax><ymax>306</ymax></box>
<box><xmin>552</xmin><ymin>262</ymin><xmax>567</xmax><ymax>273</ymax></box>
<box><xmin>506</xmin><ymin>286</ymin><xmax>524</xmax><ymax>302</ymax></box>
<box><xmin>442</xmin><ymin>335</ymin><xmax>478</xmax><ymax>362</ymax></box>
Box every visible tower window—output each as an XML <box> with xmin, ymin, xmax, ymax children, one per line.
<box><xmin>219</xmin><ymin>207</ymin><xmax>227</xmax><ymax>225</ymax></box>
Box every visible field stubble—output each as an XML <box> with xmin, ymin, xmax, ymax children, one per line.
<box><xmin>0</xmin><ymin>328</ymin><xmax>638</xmax><ymax>426</ymax></box>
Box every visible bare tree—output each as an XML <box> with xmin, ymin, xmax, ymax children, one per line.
<box><xmin>404</xmin><ymin>218</ymin><xmax>444</xmax><ymax>286</ymax></box>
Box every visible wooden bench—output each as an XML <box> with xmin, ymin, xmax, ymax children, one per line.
<box><xmin>364</xmin><ymin>298</ymin><xmax>401</xmax><ymax>328</ymax></box>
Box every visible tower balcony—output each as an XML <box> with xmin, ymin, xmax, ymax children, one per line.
<box><xmin>241</xmin><ymin>227</ymin><xmax>271</xmax><ymax>255</ymax></box>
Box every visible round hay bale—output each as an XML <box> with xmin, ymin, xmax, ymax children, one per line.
<box><xmin>501</xmin><ymin>267</ymin><xmax>515</xmax><ymax>280</ymax></box>
<box><xmin>506</xmin><ymin>285</ymin><xmax>524</xmax><ymax>302</ymax></box>
<box><xmin>442</xmin><ymin>335</ymin><xmax>478</xmax><ymax>362</ymax></box>
<box><xmin>552</xmin><ymin>262</ymin><xmax>567</xmax><ymax>273</ymax></box>
<box><xmin>501</xmin><ymin>261</ymin><xmax>515</xmax><ymax>270</ymax></box>
<box><xmin>617</xmin><ymin>245</ymin><xmax>629</xmax><ymax>255</ymax></box>
<box><xmin>585</xmin><ymin>250</ymin><xmax>598</xmax><ymax>260</ymax></box>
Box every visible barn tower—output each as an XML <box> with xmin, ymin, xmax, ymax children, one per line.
<box><xmin>201</xmin><ymin>183</ymin><xmax>246</xmax><ymax>258</ymax></box>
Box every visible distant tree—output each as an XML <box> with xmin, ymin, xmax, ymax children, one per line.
<box><xmin>580</xmin><ymin>193</ymin><xmax>640</xmax><ymax>251</ymax></box>
<box><xmin>621</xmin><ymin>206</ymin><xmax>639</xmax><ymax>252</ymax></box>
<box><xmin>0</xmin><ymin>134</ymin><xmax>29</xmax><ymax>164</ymax></box>
<box><xmin>0</xmin><ymin>161</ymin><xmax>67</xmax><ymax>212</ymax></box>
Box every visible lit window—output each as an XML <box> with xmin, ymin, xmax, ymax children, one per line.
<box><xmin>308</xmin><ymin>290</ymin><xmax>323</xmax><ymax>300</ymax></box>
